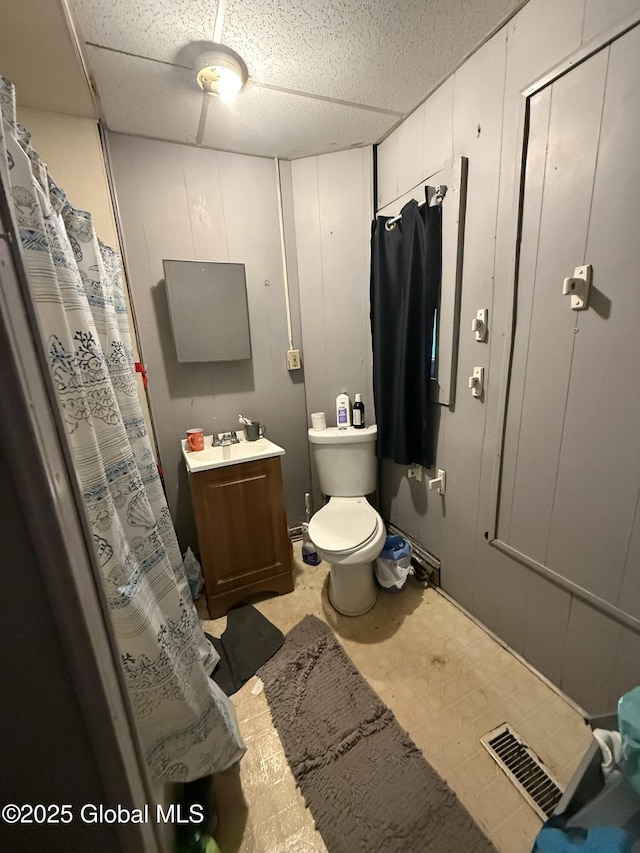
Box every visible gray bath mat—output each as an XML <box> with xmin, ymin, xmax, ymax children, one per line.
<box><xmin>258</xmin><ymin>614</ymin><xmax>496</xmax><ymax>852</ymax></box>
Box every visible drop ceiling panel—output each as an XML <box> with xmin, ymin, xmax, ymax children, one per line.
<box><xmin>87</xmin><ymin>47</ymin><xmax>202</xmax><ymax>144</ymax></box>
<box><xmin>201</xmin><ymin>85</ymin><xmax>392</xmax><ymax>159</ymax></box>
<box><xmin>221</xmin><ymin>0</ymin><xmax>524</xmax><ymax>113</ymax></box>
<box><xmin>66</xmin><ymin>0</ymin><xmax>530</xmax><ymax>159</ymax></box>
<box><xmin>70</xmin><ymin>0</ymin><xmax>220</xmax><ymax>63</ymax></box>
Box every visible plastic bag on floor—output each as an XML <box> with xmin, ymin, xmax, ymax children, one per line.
<box><xmin>184</xmin><ymin>547</ymin><xmax>204</xmax><ymax>599</ymax></box>
<box><xmin>374</xmin><ymin>535</ymin><xmax>413</xmax><ymax>592</ymax></box>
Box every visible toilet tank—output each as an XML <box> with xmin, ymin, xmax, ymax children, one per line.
<box><xmin>308</xmin><ymin>425</ymin><xmax>377</xmax><ymax>496</ymax></box>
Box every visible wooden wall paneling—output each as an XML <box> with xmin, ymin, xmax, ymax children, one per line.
<box><xmin>582</xmin><ymin>0</ymin><xmax>640</xmax><ymax>44</ymax></box>
<box><xmin>316</xmin><ymin>148</ymin><xmax>373</xmax><ymax>408</ymax></box>
<box><xmin>250</xmin><ymin>155</ymin><xmax>310</xmax><ymax>520</ymax></box>
<box><xmin>504</xmin><ymin>0</ymin><xmax>586</xmax><ymax>95</ymax></box>
<box><xmin>618</xmin><ymin>495</ymin><xmax>640</xmax><ymax>619</ymax></box>
<box><xmin>471</xmin><ymin>544</ymin><xmax>529</xmax><ymax>655</ymax></box>
<box><xmin>108</xmin><ymin>134</ymin><xmax>310</xmax><ymax>541</ymax></box>
<box><xmin>395</xmin><ymin>103</ymin><xmax>425</xmax><ymax>199</ymax></box>
<box><xmin>114</xmin><ymin>138</ymin><xmax>198</xmax><ymax>530</ymax></box>
<box><xmin>290</xmin><ymin>157</ymin><xmax>326</xmax><ymax>513</ymax></box>
<box><xmin>608</xmin><ymin>625</ymin><xmax>640</xmax><ymax>709</ymax></box>
<box><xmin>506</xmin><ymin>50</ymin><xmax>608</xmax><ymax>563</ymax></box>
<box><xmin>561</xmin><ymin>598</ymin><xmax>622</xmax><ymax>712</ymax></box>
<box><xmin>469</xmin><ymin>0</ymin><xmax>584</xmax><ymax>655</ymax></box>
<box><xmin>497</xmin><ymin>87</ymin><xmax>552</xmax><ymax>542</ymax></box>
<box><xmin>522</xmin><ymin>571</ymin><xmax>572</xmax><ymax>687</ymax></box>
<box><xmin>422</xmin><ymin>75</ymin><xmax>455</xmax><ymax>177</ymax></box>
<box><xmin>376</xmin><ymin>131</ymin><xmax>398</xmax><ymax>210</ymax></box>
<box><xmin>180</xmin><ymin>146</ymin><xmax>229</xmax><ymax>261</ymax></box>
<box><xmin>291</xmin><ymin>157</ymin><xmax>327</xmax><ymax>416</ymax></box>
<box><xmin>291</xmin><ymin>148</ymin><xmax>373</xmax><ymax>513</ymax></box>
<box><xmin>545</xmin><ymin>26</ymin><xmax>640</xmax><ymax>606</ymax></box>
<box><xmin>437</xmin><ymin>36</ymin><xmax>508</xmax><ymax>607</ymax></box>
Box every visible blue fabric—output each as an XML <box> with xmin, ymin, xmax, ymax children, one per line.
<box><xmin>534</xmin><ymin>826</ymin><xmax>634</xmax><ymax>853</ymax></box>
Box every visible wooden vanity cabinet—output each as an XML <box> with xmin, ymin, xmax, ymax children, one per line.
<box><xmin>188</xmin><ymin>455</ymin><xmax>294</xmax><ymax>617</ymax></box>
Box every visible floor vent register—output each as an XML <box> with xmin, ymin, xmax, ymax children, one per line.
<box><xmin>481</xmin><ymin>724</ymin><xmax>564</xmax><ymax>819</ymax></box>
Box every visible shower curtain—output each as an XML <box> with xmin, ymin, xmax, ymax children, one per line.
<box><xmin>370</xmin><ymin>191</ymin><xmax>442</xmax><ymax>468</ymax></box>
<box><xmin>0</xmin><ymin>79</ymin><xmax>245</xmax><ymax>782</ymax></box>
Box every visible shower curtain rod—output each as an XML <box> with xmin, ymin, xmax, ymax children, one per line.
<box><xmin>384</xmin><ymin>184</ymin><xmax>447</xmax><ymax>230</ymax></box>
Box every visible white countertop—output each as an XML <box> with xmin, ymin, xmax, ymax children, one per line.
<box><xmin>181</xmin><ymin>434</ymin><xmax>285</xmax><ymax>473</ymax></box>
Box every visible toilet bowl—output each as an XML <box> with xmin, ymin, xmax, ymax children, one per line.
<box><xmin>308</xmin><ymin>496</ymin><xmax>386</xmax><ymax>616</ymax></box>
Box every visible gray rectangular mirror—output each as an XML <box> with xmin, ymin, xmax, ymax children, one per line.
<box><xmin>163</xmin><ymin>259</ymin><xmax>252</xmax><ymax>362</ymax></box>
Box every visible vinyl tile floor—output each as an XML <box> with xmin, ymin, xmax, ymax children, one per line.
<box><xmin>199</xmin><ymin>544</ymin><xmax>593</xmax><ymax>853</ymax></box>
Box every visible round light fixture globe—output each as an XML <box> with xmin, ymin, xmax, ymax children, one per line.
<box><xmin>195</xmin><ymin>46</ymin><xmax>248</xmax><ymax>102</ymax></box>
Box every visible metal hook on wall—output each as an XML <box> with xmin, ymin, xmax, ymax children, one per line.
<box><xmin>384</xmin><ymin>184</ymin><xmax>448</xmax><ymax>231</ymax></box>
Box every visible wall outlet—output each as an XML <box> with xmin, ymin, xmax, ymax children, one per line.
<box><xmin>286</xmin><ymin>348</ymin><xmax>301</xmax><ymax>370</ymax></box>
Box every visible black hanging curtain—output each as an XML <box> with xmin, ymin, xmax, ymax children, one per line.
<box><xmin>370</xmin><ymin>190</ymin><xmax>442</xmax><ymax>468</ymax></box>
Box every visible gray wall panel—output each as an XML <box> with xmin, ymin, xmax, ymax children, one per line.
<box><xmin>551</xmin><ymin>28</ymin><xmax>640</xmax><ymax>609</ymax></box>
<box><xmin>472</xmin><ymin>546</ymin><xmax>529</xmax><ymax>655</ymax></box>
<box><xmin>583</xmin><ymin>0</ymin><xmax>640</xmax><ymax>43</ymax></box>
<box><xmin>561</xmin><ymin>600</ymin><xmax>622</xmax><ymax>711</ymax></box>
<box><xmin>619</xmin><ymin>495</ymin><xmax>640</xmax><ymax>618</ymax></box>
<box><xmin>498</xmin><ymin>87</ymin><xmax>551</xmax><ymax>543</ymax></box>
<box><xmin>609</xmin><ymin>625</ymin><xmax>640</xmax><ymax>709</ymax></box>
<box><xmin>108</xmin><ymin>134</ymin><xmax>310</xmax><ymax>543</ymax></box>
<box><xmin>522</xmin><ymin>572</ymin><xmax>572</xmax><ymax>687</ymax></box>
<box><xmin>422</xmin><ymin>76</ymin><xmax>455</xmax><ymax>177</ymax></box>
<box><xmin>291</xmin><ymin>148</ymin><xmax>374</xmax><ymax>511</ymax></box>
<box><xmin>507</xmin><ymin>51</ymin><xmax>608</xmax><ymax>562</ymax></box>
<box><xmin>376</xmin><ymin>0</ymin><xmax>640</xmax><ymax>712</ymax></box>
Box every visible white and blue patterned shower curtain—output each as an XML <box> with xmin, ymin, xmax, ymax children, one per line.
<box><xmin>0</xmin><ymin>79</ymin><xmax>245</xmax><ymax>781</ymax></box>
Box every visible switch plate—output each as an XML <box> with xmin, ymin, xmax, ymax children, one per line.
<box><xmin>286</xmin><ymin>349</ymin><xmax>301</xmax><ymax>370</ymax></box>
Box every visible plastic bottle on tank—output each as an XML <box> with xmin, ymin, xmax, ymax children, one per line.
<box><xmin>336</xmin><ymin>391</ymin><xmax>351</xmax><ymax>429</ymax></box>
<box><xmin>352</xmin><ymin>393</ymin><xmax>365</xmax><ymax>429</ymax></box>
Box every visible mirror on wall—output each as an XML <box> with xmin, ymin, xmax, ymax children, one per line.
<box><xmin>163</xmin><ymin>259</ymin><xmax>252</xmax><ymax>362</ymax></box>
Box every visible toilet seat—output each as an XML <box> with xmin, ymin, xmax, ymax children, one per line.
<box><xmin>308</xmin><ymin>497</ymin><xmax>380</xmax><ymax>555</ymax></box>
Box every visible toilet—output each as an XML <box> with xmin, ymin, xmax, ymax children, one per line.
<box><xmin>307</xmin><ymin>425</ymin><xmax>386</xmax><ymax>615</ymax></box>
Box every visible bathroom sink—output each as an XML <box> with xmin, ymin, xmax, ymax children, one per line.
<box><xmin>181</xmin><ymin>434</ymin><xmax>285</xmax><ymax>473</ymax></box>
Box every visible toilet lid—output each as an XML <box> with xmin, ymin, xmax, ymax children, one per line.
<box><xmin>309</xmin><ymin>499</ymin><xmax>379</xmax><ymax>553</ymax></box>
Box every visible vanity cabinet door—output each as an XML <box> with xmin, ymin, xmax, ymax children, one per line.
<box><xmin>188</xmin><ymin>456</ymin><xmax>293</xmax><ymax>616</ymax></box>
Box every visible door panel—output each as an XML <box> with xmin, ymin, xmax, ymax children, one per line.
<box><xmin>498</xmin><ymin>25</ymin><xmax>640</xmax><ymax>621</ymax></box>
<box><xmin>546</xmin><ymin>27</ymin><xmax>640</xmax><ymax>598</ymax></box>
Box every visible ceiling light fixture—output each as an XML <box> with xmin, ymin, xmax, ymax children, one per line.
<box><xmin>195</xmin><ymin>45</ymin><xmax>248</xmax><ymax>102</ymax></box>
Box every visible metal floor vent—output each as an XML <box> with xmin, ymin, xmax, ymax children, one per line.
<box><xmin>481</xmin><ymin>724</ymin><xmax>563</xmax><ymax>819</ymax></box>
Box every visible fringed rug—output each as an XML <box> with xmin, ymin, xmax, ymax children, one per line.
<box><xmin>258</xmin><ymin>614</ymin><xmax>496</xmax><ymax>853</ymax></box>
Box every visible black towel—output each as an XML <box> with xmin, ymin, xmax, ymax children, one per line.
<box><xmin>206</xmin><ymin>604</ymin><xmax>284</xmax><ymax>696</ymax></box>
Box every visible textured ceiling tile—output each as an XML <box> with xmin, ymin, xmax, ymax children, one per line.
<box><xmin>68</xmin><ymin>0</ymin><xmax>529</xmax><ymax>158</ymax></box>
<box><xmin>222</xmin><ymin>0</ymin><xmax>525</xmax><ymax>113</ymax></box>
<box><xmin>200</xmin><ymin>84</ymin><xmax>393</xmax><ymax>159</ymax></box>
<box><xmin>71</xmin><ymin>0</ymin><xmax>219</xmax><ymax>64</ymax></box>
<box><xmin>87</xmin><ymin>47</ymin><xmax>203</xmax><ymax>144</ymax></box>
